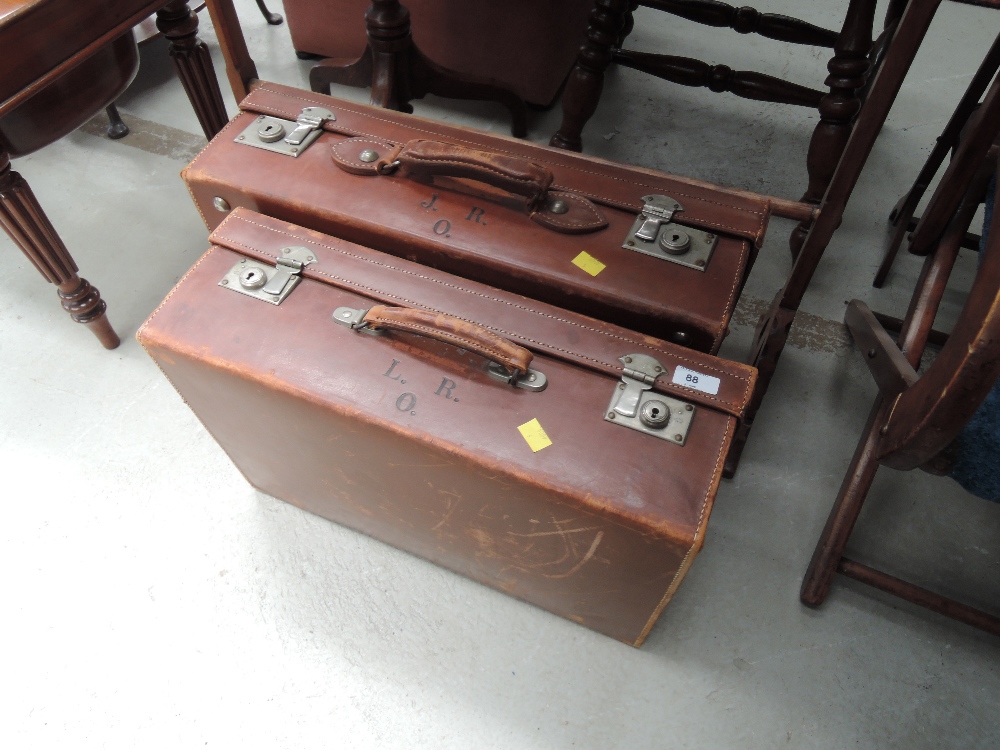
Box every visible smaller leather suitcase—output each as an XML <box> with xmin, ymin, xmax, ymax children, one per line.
<box><xmin>183</xmin><ymin>83</ymin><xmax>773</xmax><ymax>353</ymax></box>
<box><xmin>139</xmin><ymin>209</ymin><xmax>757</xmax><ymax>645</ymax></box>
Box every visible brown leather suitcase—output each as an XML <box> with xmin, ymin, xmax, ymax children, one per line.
<box><xmin>139</xmin><ymin>209</ymin><xmax>756</xmax><ymax>645</ymax></box>
<box><xmin>183</xmin><ymin>83</ymin><xmax>773</xmax><ymax>354</ymax></box>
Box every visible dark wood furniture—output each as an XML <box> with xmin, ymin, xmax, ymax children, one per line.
<box><xmin>253</xmin><ymin>0</ymin><xmax>281</xmax><ymax>24</ymax></box>
<box><xmin>726</xmin><ymin>0</ymin><xmax>945</xmax><ymax>473</ymax></box>
<box><xmin>549</xmin><ymin>0</ymin><xmax>913</xmax><ymax>259</ymax></box>
<box><xmin>282</xmin><ymin>0</ymin><xmax>593</xmax><ymax>110</ymax></box>
<box><xmin>874</xmin><ymin>30</ymin><xmax>1000</xmax><ymax>287</ymax></box>
<box><xmin>0</xmin><ymin>0</ymin><xmax>228</xmax><ymax>349</ymax></box>
<box><xmin>305</xmin><ymin>0</ymin><xmax>528</xmax><ymax>137</ymax></box>
<box><xmin>800</xmin><ymin>74</ymin><xmax>1000</xmax><ymax>635</ymax></box>
<box><xmin>133</xmin><ymin>0</ymin><xmax>277</xmax><ymax>44</ymax></box>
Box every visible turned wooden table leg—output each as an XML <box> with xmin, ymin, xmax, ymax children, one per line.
<box><xmin>550</xmin><ymin>0</ymin><xmax>631</xmax><ymax>152</ymax></box>
<box><xmin>789</xmin><ymin>0</ymin><xmax>877</xmax><ymax>258</ymax></box>
<box><xmin>310</xmin><ymin>0</ymin><xmax>527</xmax><ymax>136</ymax></box>
<box><xmin>366</xmin><ymin>0</ymin><xmax>415</xmax><ymax>112</ymax></box>
<box><xmin>618</xmin><ymin>1</ymin><xmax>639</xmax><ymax>48</ymax></box>
<box><xmin>157</xmin><ymin>0</ymin><xmax>229</xmax><ymax>140</ymax></box>
<box><xmin>0</xmin><ymin>154</ymin><xmax>119</xmax><ymax>349</ymax></box>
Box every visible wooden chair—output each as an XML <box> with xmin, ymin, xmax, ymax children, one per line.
<box><xmin>0</xmin><ymin>0</ymin><xmax>228</xmax><ymax>349</ymax></box>
<box><xmin>800</xmin><ymin>115</ymin><xmax>1000</xmax><ymax>635</ymax></box>
<box><xmin>874</xmin><ymin>24</ymin><xmax>1000</xmax><ymax>288</ymax></box>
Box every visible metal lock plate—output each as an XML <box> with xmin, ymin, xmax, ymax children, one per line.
<box><xmin>234</xmin><ymin>107</ymin><xmax>335</xmax><ymax>157</ymax></box>
<box><xmin>604</xmin><ymin>353</ymin><xmax>695</xmax><ymax>445</ymax></box>
<box><xmin>219</xmin><ymin>246</ymin><xmax>317</xmax><ymax>304</ymax></box>
<box><xmin>622</xmin><ymin>195</ymin><xmax>718</xmax><ymax>271</ymax></box>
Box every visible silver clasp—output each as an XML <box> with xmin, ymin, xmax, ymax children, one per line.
<box><xmin>634</xmin><ymin>196</ymin><xmax>681</xmax><ymax>242</ymax></box>
<box><xmin>219</xmin><ymin>246</ymin><xmax>317</xmax><ymax>305</ymax></box>
<box><xmin>284</xmin><ymin>106</ymin><xmax>335</xmax><ymax>145</ymax></box>
<box><xmin>605</xmin><ymin>354</ymin><xmax>695</xmax><ymax>445</ymax></box>
<box><xmin>622</xmin><ymin>195</ymin><xmax>719</xmax><ymax>272</ymax></box>
<box><xmin>235</xmin><ymin>107</ymin><xmax>336</xmax><ymax>157</ymax></box>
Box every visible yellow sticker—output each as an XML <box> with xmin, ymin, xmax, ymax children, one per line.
<box><xmin>517</xmin><ymin>418</ymin><xmax>553</xmax><ymax>453</ymax></box>
<box><xmin>571</xmin><ymin>251</ymin><xmax>606</xmax><ymax>277</ymax></box>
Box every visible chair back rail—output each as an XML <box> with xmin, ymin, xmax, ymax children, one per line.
<box><xmin>878</xmin><ymin>164</ymin><xmax>1000</xmax><ymax>469</ymax></box>
<box><xmin>908</xmin><ymin>74</ymin><xmax>1000</xmax><ymax>255</ymax></box>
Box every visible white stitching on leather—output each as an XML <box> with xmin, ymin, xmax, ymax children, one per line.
<box><xmin>633</xmin><ymin>415</ymin><xmax>731</xmax><ymax>646</ymax></box>
<box><xmin>248</xmin><ymin>85</ymin><xmax>768</xmax><ymax>235</ymax></box>
<box><xmin>210</xmin><ymin>214</ymin><xmax>754</xmax><ymax>411</ymax></box>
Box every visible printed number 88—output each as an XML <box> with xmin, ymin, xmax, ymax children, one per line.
<box><xmin>686</xmin><ymin>373</ymin><xmax>699</xmax><ymax>384</ymax></box>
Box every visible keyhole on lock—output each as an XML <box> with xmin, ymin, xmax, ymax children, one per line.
<box><xmin>639</xmin><ymin>400</ymin><xmax>670</xmax><ymax>429</ymax></box>
<box><xmin>239</xmin><ymin>267</ymin><xmax>267</xmax><ymax>290</ymax></box>
<box><xmin>257</xmin><ymin>121</ymin><xmax>286</xmax><ymax>143</ymax></box>
<box><xmin>659</xmin><ymin>229</ymin><xmax>691</xmax><ymax>255</ymax></box>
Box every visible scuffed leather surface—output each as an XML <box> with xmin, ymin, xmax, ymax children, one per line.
<box><xmin>139</xmin><ymin>242</ymin><xmax>735</xmax><ymax>645</ymax></box>
<box><xmin>209</xmin><ymin>209</ymin><xmax>757</xmax><ymax>417</ymax></box>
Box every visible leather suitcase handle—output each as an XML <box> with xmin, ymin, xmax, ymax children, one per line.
<box><xmin>385</xmin><ymin>140</ymin><xmax>554</xmax><ymax>206</ymax></box>
<box><xmin>363</xmin><ymin>305</ymin><xmax>533</xmax><ymax>377</ymax></box>
<box><xmin>332</xmin><ymin>137</ymin><xmax>608</xmax><ymax>232</ymax></box>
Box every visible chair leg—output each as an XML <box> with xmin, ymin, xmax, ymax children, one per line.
<box><xmin>254</xmin><ymin>0</ymin><xmax>283</xmax><ymax>25</ymax></box>
<box><xmin>800</xmin><ymin>399</ymin><xmax>887</xmax><ymax>605</ymax></box>
<box><xmin>156</xmin><ymin>0</ymin><xmax>229</xmax><ymax>140</ymax></box>
<box><xmin>549</xmin><ymin>0</ymin><xmax>631</xmax><ymax>152</ymax></box>
<box><xmin>873</xmin><ymin>31</ymin><xmax>1000</xmax><ymax>287</ymax></box>
<box><xmin>789</xmin><ymin>0</ymin><xmax>878</xmax><ymax>259</ymax></box>
<box><xmin>617</xmin><ymin>1</ymin><xmax>639</xmax><ymax>48</ymax></box>
<box><xmin>104</xmin><ymin>103</ymin><xmax>130</xmax><ymax>140</ymax></box>
<box><xmin>723</xmin><ymin>0</ymin><xmax>943</xmax><ymax>475</ymax></box>
<box><xmin>802</xmin><ymin>168</ymin><xmax>976</xmax><ymax>606</ymax></box>
<box><xmin>0</xmin><ymin>155</ymin><xmax>119</xmax><ymax>349</ymax></box>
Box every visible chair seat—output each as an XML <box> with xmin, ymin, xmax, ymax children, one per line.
<box><xmin>0</xmin><ymin>0</ymin><xmax>160</xmax><ymax>113</ymax></box>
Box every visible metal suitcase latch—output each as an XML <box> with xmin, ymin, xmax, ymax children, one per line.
<box><xmin>605</xmin><ymin>353</ymin><xmax>694</xmax><ymax>445</ymax></box>
<box><xmin>622</xmin><ymin>195</ymin><xmax>719</xmax><ymax>272</ymax></box>
<box><xmin>234</xmin><ymin>106</ymin><xmax>335</xmax><ymax>157</ymax></box>
<box><xmin>219</xmin><ymin>246</ymin><xmax>317</xmax><ymax>304</ymax></box>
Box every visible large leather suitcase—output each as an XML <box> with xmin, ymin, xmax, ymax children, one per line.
<box><xmin>183</xmin><ymin>83</ymin><xmax>773</xmax><ymax>354</ymax></box>
<box><xmin>139</xmin><ymin>209</ymin><xmax>757</xmax><ymax>645</ymax></box>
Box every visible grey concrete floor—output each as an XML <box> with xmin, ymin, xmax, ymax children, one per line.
<box><xmin>2</xmin><ymin>1</ymin><xmax>1000</xmax><ymax>747</ymax></box>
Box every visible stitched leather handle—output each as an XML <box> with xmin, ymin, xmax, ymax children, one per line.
<box><xmin>388</xmin><ymin>140</ymin><xmax>554</xmax><ymax>206</ymax></box>
<box><xmin>363</xmin><ymin>305</ymin><xmax>533</xmax><ymax>376</ymax></box>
